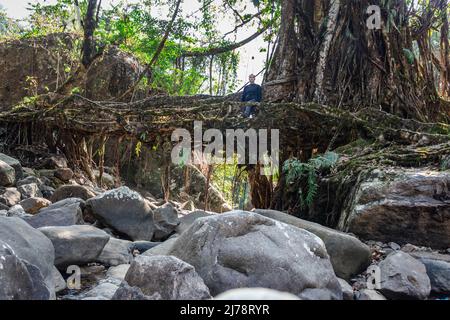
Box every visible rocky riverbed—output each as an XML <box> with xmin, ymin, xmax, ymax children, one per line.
<box><xmin>1</xmin><ymin>152</ymin><xmax>449</xmax><ymax>300</ymax></box>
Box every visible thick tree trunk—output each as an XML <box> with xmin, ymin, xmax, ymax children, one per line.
<box><xmin>82</xmin><ymin>0</ymin><xmax>99</xmax><ymax>67</ymax></box>
<box><xmin>263</xmin><ymin>0</ymin><xmax>444</xmax><ymax>121</ymax></box>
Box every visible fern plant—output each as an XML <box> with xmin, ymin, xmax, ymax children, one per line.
<box><xmin>283</xmin><ymin>152</ymin><xmax>339</xmax><ymax>209</ymax></box>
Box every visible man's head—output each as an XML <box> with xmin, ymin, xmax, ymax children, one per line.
<box><xmin>249</xmin><ymin>74</ymin><xmax>256</xmax><ymax>84</ymax></box>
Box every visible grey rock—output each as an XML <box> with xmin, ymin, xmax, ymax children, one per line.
<box><xmin>86</xmin><ymin>187</ymin><xmax>155</xmax><ymax>241</ymax></box>
<box><xmin>106</xmin><ymin>264</ymin><xmax>130</xmax><ymax>281</ymax></box>
<box><xmin>130</xmin><ymin>240</ymin><xmax>161</xmax><ymax>254</ymax></box>
<box><xmin>0</xmin><ymin>216</ymin><xmax>55</xmax><ymax>298</ymax></box>
<box><xmin>52</xmin><ymin>266</ymin><xmax>67</xmax><ymax>293</ymax></box>
<box><xmin>0</xmin><ymin>160</ymin><xmax>15</xmax><ymax>186</ymax></box>
<box><xmin>143</xmin><ymin>237</ymin><xmax>178</xmax><ymax>256</ymax></box>
<box><xmin>355</xmin><ymin>289</ymin><xmax>387</xmax><ymax>300</ymax></box>
<box><xmin>0</xmin><ymin>209</ymin><xmax>7</xmax><ymax>216</ymax></box>
<box><xmin>410</xmin><ymin>251</ymin><xmax>450</xmax><ymax>294</ymax></box>
<box><xmin>152</xmin><ymin>202</ymin><xmax>180</xmax><ymax>241</ymax></box>
<box><xmin>339</xmin><ymin>169</ymin><xmax>450</xmax><ymax>249</ymax></box>
<box><xmin>254</xmin><ymin>209</ymin><xmax>372</xmax><ymax>280</ymax></box>
<box><xmin>17</xmin><ymin>176</ymin><xmax>42</xmax><ymax>187</ymax></box>
<box><xmin>379</xmin><ymin>251</ymin><xmax>431</xmax><ymax>300</ymax></box>
<box><xmin>215</xmin><ymin>288</ymin><xmax>300</xmax><ymax>300</ymax></box>
<box><xmin>51</xmin><ymin>184</ymin><xmax>97</xmax><ymax>202</ymax></box>
<box><xmin>17</xmin><ymin>183</ymin><xmax>42</xmax><ymax>199</ymax></box>
<box><xmin>0</xmin><ymin>153</ymin><xmax>23</xmax><ymax>181</ymax></box>
<box><xmin>40</xmin><ymin>185</ymin><xmax>55</xmax><ymax>199</ymax></box>
<box><xmin>175</xmin><ymin>210</ymin><xmax>214</xmax><ymax>234</ymax></box>
<box><xmin>124</xmin><ymin>255</ymin><xmax>211</xmax><ymax>300</ymax></box>
<box><xmin>7</xmin><ymin>204</ymin><xmax>29</xmax><ymax>217</ymax></box>
<box><xmin>0</xmin><ymin>240</ymin><xmax>38</xmax><ymax>300</ymax></box>
<box><xmin>38</xmin><ymin>154</ymin><xmax>68</xmax><ymax>169</ymax></box>
<box><xmin>0</xmin><ymin>187</ymin><xmax>21</xmax><ymax>207</ymax></box>
<box><xmin>165</xmin><ymin>211</ymin><xmax>342</xmax><ymax>298</ymax></box>
<box><xmin>24</xmin><ymin>198</ymin><xmax>85</xmax><ymax>228</ymax></box>
<box><xmin>388</xmin><ymin>242</ymin><xmax>401</xmax><ymax>251</ymax></box>
<box><xmin>338</xmin><ymin>278</ymin><xmax>354</xmax><ymax>300</ymax></box>
<box><xmin>82</xmin><ymin>279</ymin><xmax>121</xmax><ymax>300</ymax></box>
<box><xmin>97</xmin><ymin>238</ymin><xmax>133</xmax><ymax>266</ymax></box>
<box><xmin>54</xmin><ymin>168</ymin><xmax>73</xmax><ymax>182</ymax></box>
<box><xmin>112</xmin><ymin>281</ymin><xmax>160</xmax><ymax>300</ymax></box>
<box><xmin>39</xmin><ymin>225</ymin><xmax>110</xmax><ymax>268</ymax></box>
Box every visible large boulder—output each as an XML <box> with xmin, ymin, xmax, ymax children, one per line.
<box><xmin>84</xmin><ymin>46</ymin><xmax>145</xmax><ymax>101</ymax></box>
<box><xmin>23</xmin><ymin>198</ymin><xmax>85</xmax><ymax>228</ymax></box>
<box><xmin>0</xmin><ymin>153</ymin><xmax>23</xmax><ymax>181</ymax></box>
<box><xmin>85</xmin><ymin>187</ymin><xmax>155</xmax><ymax>241</ymax></box>
<box><xmin>410</xmin><ymin>251</ymin><xmax>450</xmax><ymax>295</ymax></box>
<box><xmin>378</xmin><ymin>251</ymin><xmax>431</xmax><ymax>300</ymax></box>
<box><xmin>0</xmin><ymin>160</ymin><xmax>15</xmax><ymax>186</ymax></box>
<box><xmin>0</xmin><ymin>216</ymin><xmax>56</xmax><ymax>299</ymax></box>
<box><xmin>38</xmin><ymin>225</ymin><xmax>110</xmax><ymax>268</ymax></box>
<box><xmin>338</xmin><ymin>168</ymin><xmax>450</xmax><ymax>249</ymax></box>
<box><xmin>254</xmin><ymin>209</ymin><xmax>371</xmax><ymax>280</ymax></box>
<box><xmin>0</xmin><ymin>34</ymin><xmax>75</xmax><ymax>109</ymax></box>
<box><xmin>51</xmin><ymin>185</ymin><xmax>97</xmax><ymax>202</ymax></box>
<box><xmin>122</xmin><ymin>255</ymin><xmax>211</xmax><ymax>300</ymax></box>
<box><xmin>0</xmin><ymin>240</ymin><xmax>49</xmax><ymax>300</ymax></box>
<box><xmin>162</xmin><ymin>211</ymin><xmax>342</xmax><ymax>299</ymax></box>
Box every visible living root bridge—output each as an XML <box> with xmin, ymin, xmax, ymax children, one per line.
<box><xmin>1</xmin><ymin>94</ymin><xmax>448</xmax><ymax>151</ymax></box>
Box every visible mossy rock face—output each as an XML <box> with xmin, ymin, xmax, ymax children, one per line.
<box><xmin>337</xmin><ymin>167</ymin><xmax>450</xmax><ymax>249</ymax></box>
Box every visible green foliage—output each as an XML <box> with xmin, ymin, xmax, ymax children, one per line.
<box><xmin>211</xmin><ymin>155</ymin><xmax>248</xmax><ymax>207</ymax></box>
<box><xmin>1</xmin><ymin>0</ymin><xmax>279</xmax><ymax>96</ymax></box>
<box><xmin>0</xmin><ymin>5</ymin><xmax>21</xmax><ymax>39</ymax></box>
<box><xmin>402</xmin><ymin>48</ymin><xmax>415</xmax><ymax>64</ymax></box>
<box><xmin>283</xmin><ymin>152</ymin><xmax>339</xmax><ymax>209</ymax></box>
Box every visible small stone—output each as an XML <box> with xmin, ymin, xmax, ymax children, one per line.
<box><xmin>54</xmin><ymin>168</ymin><xmax>74</xmax><ymax>182</ymax></box>
<box><xmin>19</xmin><ymin>197</ymin><xmax>52</xmax><ymax>214</ymax></box>
<box><xmin>51</xmin><ymin>185</ymin><xmax>97</xmax><ymax>202</ymax></box>
<box><xmin>17</xmin><ymin>176</ymin><xmax>42</xmax><ymax>187</ymax></box>
<box><xmin>0</xmin><ymin>187</ymin><xmax>21</xmax><ymax>207</ymax></box>
<box><xmin>388</xmin><ymin>242</ymin><xmax>401</xmax><ymax>251</ymax></box>
<box><xmin>17</xmin><ymin>183</ymin><xmax>42</xmax><ymax>199</ymax></box>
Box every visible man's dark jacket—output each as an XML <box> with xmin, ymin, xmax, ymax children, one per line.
<box><xmin>241</xmin><ymin>84</ymin><xmax>262</xmax><ymax>102</ymax></box>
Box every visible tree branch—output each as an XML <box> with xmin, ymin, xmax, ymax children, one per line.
<box><xmin>181</xmin><ymin>26</ymin><xmax>268</xmax><ymax>58</ymax></box>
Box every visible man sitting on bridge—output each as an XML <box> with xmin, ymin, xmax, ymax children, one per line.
<box><xmin>241</xmin><ymin>74</ymin><xmax>262</xmax><ymax>118</ymax></box>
